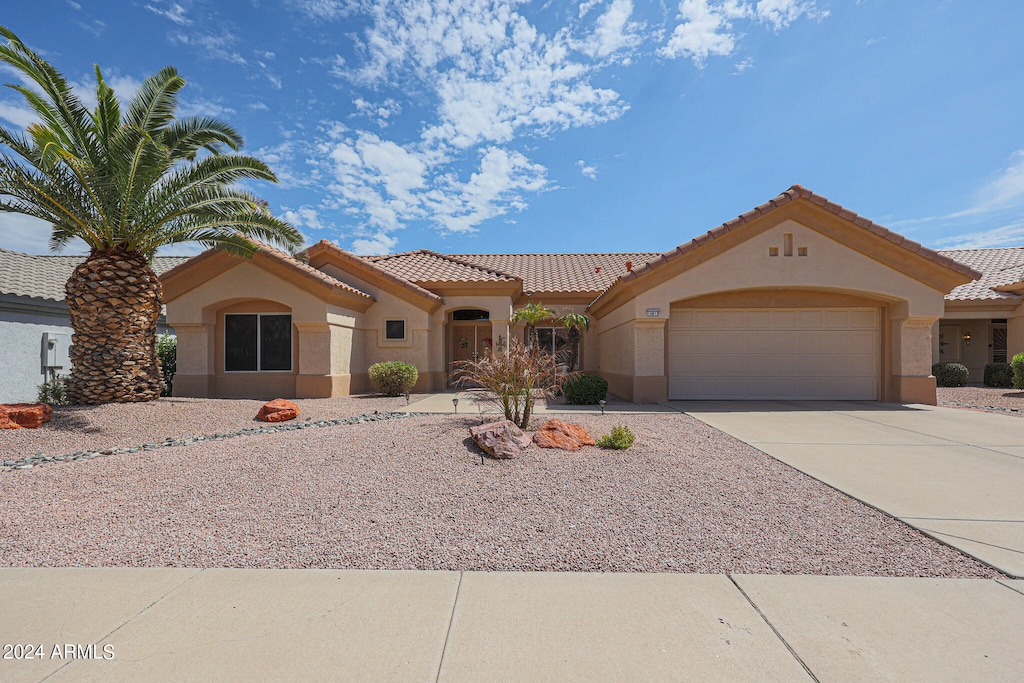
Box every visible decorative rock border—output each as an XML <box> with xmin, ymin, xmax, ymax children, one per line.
<box><xmin>1</xmin><ymin>412</ymin><xmax>421</xmax><ymax>473</ymax></box>
<box><xmin>938</xmin><ymin>401</ymin><xmax>1022</xmax><ymax>416</ymax></box>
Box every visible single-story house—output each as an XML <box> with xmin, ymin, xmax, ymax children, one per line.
<box><xmin>158</xmin><ymin>186</ymin><xmax>1022</xmax><ymax>405</ymax></box>
<box><xmin>0</xmin><ymin>247</ymin><xmax>187</xmax><ymax>403</ymax></box>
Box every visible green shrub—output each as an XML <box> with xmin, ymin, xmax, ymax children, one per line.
<box><xmin>932</xmin><ymin>362</ymin><xmax>969</xmax><ymax>387</ymax></box>
<box><xmin>563</xmin><ymin>374</ymin><xmax>608</xmax><ymax>404</ymax></box>
<box><xmin>157</xmin><ymin>333</ymin><xmax>177</xmax><ymax>397</ymax></box>
<box><xmin>597</xmin><ymin>424</ymin><xmax>635</xmax><ymax>450</ymax></box>
<box><xmin>37</xmin><ymin>375</ymin><xmax>68</xmax><ymax>405</ymax></box>
<box><xmin>1013</xmin><ymin>353</ymin><xmax>1024</xmax><ymax>390</ymax></box>
<box><xmin>368</xmin><ymin>361</ymin><xmax>419</xmax><ymax>396</ymax></box>
<box><xmin>984</xmin><ymin>363</ymin><xmax>1013</xmax><ymax>388</ymax></box>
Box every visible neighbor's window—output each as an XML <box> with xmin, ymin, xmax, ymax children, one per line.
<box><xmin>385</xmin><ymin>319</ymin><xmax>406</xmax><ymax>340</ymax></box>
<box><xmin>225</xmin><ymin>314</ymin><xmax>292</xmax><ymax>372</ymax></box>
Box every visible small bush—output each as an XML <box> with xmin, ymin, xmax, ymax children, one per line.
<box><xmin>563</xmin><ymin>375</ymin><xmax>609</xmax><ymax>404</ymax></box>
<box><xmin>1013</xmin><ymin>353</ymin><xmax>1024</xmax><ymax>390</ymax></box>
<box><xmin>37</xmin><ymin>375</ymin><xmax>68</xmax><ymax>405</ymax></box>
<box><xmin>157</xmin><ymin>333</ymin><xmax>177</xmax><ymax>397</ymax></box>
<box><xmin>368</xmin><ymin>361</ymin><xmax>419</xmax><ymax>396</ymax></box>
<box><xmin>597</xmin><ymin>424</ymin><xmax>635</xmax><ymax>450</ymax></box>
<box><xmin>984</xmin><ymin>362</ymin><xmax>1013</xmax><ymax>388</ymax></box>
<box><xmin>932</xmin><ymin>362</ymin><xmax>969</xmax><ymax>387</ymax></box>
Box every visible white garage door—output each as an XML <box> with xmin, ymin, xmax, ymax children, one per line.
<box><xmin>668</xmin><ymin>308</ymin><xmax>880</xmax><ymax>400</ymax></box>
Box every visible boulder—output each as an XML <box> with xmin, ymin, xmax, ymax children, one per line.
<box><xmin>470</xmin><ymin>420</ymin><xmax>532</xmax><ymax>459</ymax></box>
<box><xmin>533</xmin><ymin>419</ymin><xmax>595</xmax><ymax>451</ymax></box>
<box><xmin>256</xmin><ymin>398</ymin><xmax>300</xmax><ymax>422</ymax></box>
<box><xmin>0</xmin><ymin>403</ymin><xmax>54</xmax><ymax>429</ymax></box>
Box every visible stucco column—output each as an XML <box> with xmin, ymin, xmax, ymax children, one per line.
<box><xmin>1008</xmin><ymin>315</ymin><xmax>1024</xmax><ymax>362</ymax></box>
<box><xmin>294</xmin><ymin>322</ymin><xmax>333</xmax><ymax>398</ymax></box>
<box><xmin>168</xmin><ymin>323</ymin><xmax>214</xmax><ymax>397</ymax></box>
<box><xmin>633</xmin><ymin>318</ymin><xmax>667</xmax><ymax>403</ymax></box>
<box><xmin>892</xmin><ymin>316</ymin><xmax>938</xmax><ymax>405</ymax></box>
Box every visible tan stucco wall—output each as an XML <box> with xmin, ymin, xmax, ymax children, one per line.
<box><xmin>595</xmin><ymin>219</ymin><xmax>952</xmax><ymax>403</ymax></box>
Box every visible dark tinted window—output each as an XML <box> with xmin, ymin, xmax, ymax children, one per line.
<box><xmin>260</xmin><ymin>315</ymin><xmax>292</xmax><ymax>371</ymax></box>
<box><xmin>225</xmin><ymin>314</ymin><xmax>258</xmax><ymax>371</ymax></box>
<box><xmin>385</xmin><ymin>319</ymin><xmax>406</xmax><ymax>340</ymax></box>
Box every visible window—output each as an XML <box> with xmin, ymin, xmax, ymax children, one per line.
<box><xmin>225</xmin><ymin>314</ymin><xmax>292</xmax><ymax>372</ymax></box>
<box><xmin>531</xmin><ymin>327</ymin><xmax>576</xmax><ymax>368</ymax></box>
<box><xmin>384</xmin><ymin>319</ymin><xmax>406</xmax><ymax>341</ymax></box>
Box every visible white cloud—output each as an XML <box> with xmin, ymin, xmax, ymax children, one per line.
<box><xmin>0</xmin><ymin>213</ymin><xmax>89</xmax><ymax>254</ymax></box>
<box><xmin>0</xmin><ymin>101</ymin><xmax>37</xmax><ymax>128</ymax></box>
<box><xmin>576</xmin><ymin>159</ymin><xmax>598</xmax><ymax>179</ymax></box>
<box><xmin>178</xmin><ymin>98</ymin><xmax>236</xmax><ymax>118</ymax></box>
<box><xmin>733</xmin><ymin>56</ymin><xmax>754</xmax><ymax>73</ymax></box>
<box><xmin>962</xmin><ymin>149</ymin><xmax>1024</xmax><ymax>216</ymax></box>
<box><xmin>146</xmin><ymin>2</ymin><xmax>192</xmax><ymax>26</ymax></box>
<box><xmin>350</xmin><ymin>232</ymin><xmax>399</xmax><ymax>255</ymax></box>
<box><xmin>66</xmin><ymin>0</ymin><xmax>82</xmax><ymax>9</ymax></box>
<box><xmin>353</xmin><ymin>97</ymin><xmax>401</xmax><ymax>127</ymax></box>
<box><xmin>579</xmin><ymin>0</ymin><xmax>644</xmax><ymax>60</ymax></box>
<box><xmin>660</xmin><ymin>0</ymin><xmax>823</xmax><ymax>65</ymax></box>
<box><xmin>249</xmin><ymin>101</ymin><xmax>270</xmax><ymax>111</ymax></box>
<box><xmin>291</xmin><ymin>0</ymin><xmax>360</xmax><ymax>21</ymax></box>
<box><xmin>170</xmin><ymin>31</ymin><xmax>247</xmax><ymax>65</ymax></box>
<box><xmin>935</xmin><ymin>221</ymin><xmax>1024</xmax><ymax>250</ymax></box>
<box><xmin>281</xmin><ymin>206</ymin><xmax>325</xmax><ymax>232</ymax></box>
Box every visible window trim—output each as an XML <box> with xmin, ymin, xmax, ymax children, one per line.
<box><xmin>223</xmin><ymin>312</ymin><xmax>293</xmax><ymax>373</ymax></box>
<box><xmin>384</xmin><ymin>318</ymin><xmax>407</xmax><ymax>341</ymax></box>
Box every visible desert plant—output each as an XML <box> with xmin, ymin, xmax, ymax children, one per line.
<box><xmin>1012</xmin><ymin>353</ymin><xmax>1024</xmax><ymax>390</ymax></box>
<box><xmin>37</xmin><ymin>374</ymin><xmax>68</xmax><ymax>405</ymax></box>
<box><xmin>984</xmin><ymin>362</ymin><xmax>1013</xmax><ymax>388</ymax></box>
<box><xmin>368</xmin><ymin>361</ymin><xmax>419</xmax><ymax>396</ymax></box>
<box><xmin>453</xmin><ymin>338</ymin><xmax>576</xmax><ymax>429</ymax></box>
<box><xmin>157</xmin><ymin>333</ymin><xmax>177</xmax><ymax>396</ymax></box>
<box><xmin>563</xmin><ymin>374</ymin><xmax>608</xmax><ymax>404</ymax></box>
<box><xmin>0</xmin><ymin>27</ymin><xmax>301</xmax><ymax>404</ymax></box>
<box><xmin>597</xmin><ymin>424</ymin><xmax>635</xmax><ymax>450</ymax></box>
<box><xmin>932</xmin><ymin>362</ymin><xmax>969</xmax><ymax>387</ymax></box>
<box><xmin>558</xmin><ymin>312</ymin><xmax>589</xmax><ymax>370</ymax></box>
<box><xmin>512</xmin><ymin>302</ymin><xmax>557</xmax><ymax>349</ymax></box>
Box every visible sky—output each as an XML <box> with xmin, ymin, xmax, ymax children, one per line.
<box><xmin>1</xmin><ymin>0</ymin><xmax>1023</xmax><ymax>257</ymax></box>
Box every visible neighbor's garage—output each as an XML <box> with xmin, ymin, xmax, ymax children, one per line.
<box><xmin>667</xmin><ymin>307</ymin><xmax>880</xmax><ymax>400</ymax></box>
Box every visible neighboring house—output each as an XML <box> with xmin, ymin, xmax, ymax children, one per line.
<box><xmin>934</xmin><ymin>248</ymin><xmax>1024</xmax><ymax>380</ymax></box>
<box><xmin>0</xmin><ymin>248</ymin><xmax>188</xmax><ymax>403</ymax></box>
<box><xmin>158</xmin><ymin>186</ymin><xmax>997</xmax><ymax>405</ymax></box>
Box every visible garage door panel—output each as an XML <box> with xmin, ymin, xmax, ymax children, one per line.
<box><xmin>669</xmin><ymin>307</ymin><xmax>880</xmax><ymax>400</ymax></box>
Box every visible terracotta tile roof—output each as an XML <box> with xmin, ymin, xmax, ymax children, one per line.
<box><xmin>159</xmin><ymin>241</ymin><xmax>375</xmax><ymax>302</ymax></box>
<box><xmin>938</xmin><ymin>248</ymin><xmax>1024</xmax><ymax>301</ymax></box>
<box><xmin>0</xmin><ymin>247</ymin><xmax>189</xmax><ymax>303</ymax></box>
<box><xmin>306</xmin><ymin>240</ymin><xmax>443</xmax><ymax>305</ymax></box>
<box><xmin>589</xmin><ymin>185</ymin><xmax>984</xmax><ymax>310</ymax></box>
<box><xmin>365</xmin><ymin>250</ymin><xmax>520</xmax><ymax>285</ymax></box>
<box><xmin>450</xmin><ymin>253</ymin><xmax>661</xmax><ymax>294</ymax></box>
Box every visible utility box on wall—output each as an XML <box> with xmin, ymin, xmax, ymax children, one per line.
<box><xmin>41</xmin><ymin>332</ymin><xmax>71</xmax><ymax>370</ymax></box>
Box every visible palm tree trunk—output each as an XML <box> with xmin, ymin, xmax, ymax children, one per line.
<box><xmin>65</xmin><ymin>248</ymin><xmax>165</xmax><ymax>403</ymax></box>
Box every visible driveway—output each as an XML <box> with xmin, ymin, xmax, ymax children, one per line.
<box><xmin>674</xmin><ymin>401</ymin><xmax>1024</xmax><ymax>578</ymax></box>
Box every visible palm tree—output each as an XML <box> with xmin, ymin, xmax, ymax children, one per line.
<box><xmin>511</xmin><ymin>302</ymin><xmax>557</xmax><ymax>350</ymax></box>
<box><xmin>0</xmin><ymin>27</ymin><xmax>302</xmax><ymax>404</ymax></box>
<box><xmin>558</xmin><ymin>312</ymin><xmax>590</xmax><ymax>371</ymax></box>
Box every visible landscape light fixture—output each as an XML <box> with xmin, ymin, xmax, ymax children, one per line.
<box><xmin>405</xmin><ymin>391</ymin><xmax>411</xmax><ymax>404</ymax></box>
<box><xmin>453</xmin><ymin>397</ymin><xmax>459</xmax><ymax>413</ymax></box>
<box><xmin>599</xmin><ymin>399</ymin><xmax>606</xmax><ymax>415</ymax></box>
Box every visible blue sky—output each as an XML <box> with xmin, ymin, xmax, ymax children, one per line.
<box><xmin>1</xmin><ymin>0</ymin><xmax>1023</xmax><ymax>256</ymax></box>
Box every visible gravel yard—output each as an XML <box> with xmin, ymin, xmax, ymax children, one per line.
<box><xmin>937</xmin><ymin>386</ymin><xmax>1024</xmax><ymax>417</ymax></box>
<box><xmin>0</xmin><ymin>403</ymin><xmax>1000</xmax><ymax>577</ymax></box>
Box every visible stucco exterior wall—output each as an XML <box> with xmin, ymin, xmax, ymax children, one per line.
<box><xmin>593</xmin><ymin>219</ymin><xmax>953</xmax><ymax>403</ymax></box>
<box><xmin>0</xmin><ymin>316</ymin><xmax>72</xmax><ymax>403</ymax></box>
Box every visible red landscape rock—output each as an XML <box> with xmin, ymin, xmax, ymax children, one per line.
<box><xmin>533</xmin><ymin>419</ymin><xmax>596</xmax><ymax>451</ymax></box>
<box><xmin>256</xmin><ymin>398</ymin><xmax>300</xmax><ymax>422</ymax></box>
<box><xmin>469</xmin><ymin>420</ymin><xmax>532</xmax><ymax>459</ymax></box>
<box><xmin>0</xmin><ymin>403</ymin><xmax>53</xmax><ymax>429</ymax></box>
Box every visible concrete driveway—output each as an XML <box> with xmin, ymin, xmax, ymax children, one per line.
<box><xmin>674</xmin><ymin>401</ymin><xmax>1024</xmax><ymax>578</ymax></box>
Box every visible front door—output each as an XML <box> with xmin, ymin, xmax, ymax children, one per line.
<box><xmin>450</xmin><ymin>323</ymin><xmax>489</xmax><ymax>385</ymax></box>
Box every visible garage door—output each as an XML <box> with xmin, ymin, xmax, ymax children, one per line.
<box><xmin>668</xmin><ymin>308</ymin><xmax>880</xmax><ymax>400</ymax></box>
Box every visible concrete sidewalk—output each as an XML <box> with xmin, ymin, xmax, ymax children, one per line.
<box><xmin>402</xmin><ymin>391</ymin><xmax>677</xmax><ymax>415</ymax></box>
<box><xmin>2</xmin><ymin>568</ymin><xmax>1022</xmax><ymax>682</ymax></box>
<box><xmin>678</xmin><ymin>401</ymin><xmax>1024</xmax><ymax>578</ymax></box>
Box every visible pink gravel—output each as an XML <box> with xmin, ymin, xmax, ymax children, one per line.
<box><xmin>0</xmin><ymin>409</ymin><xmax>1000</xmax><ymax>577</ymax></box>
<box><xmin>0</xmin><ymin>394</ymin><xmax>420</xmax><ymax>459</ymax></box>
<box><xmin>937</xmin><ymin>386</ymin><xmax>1024</xmax><ymax>417</ymax></box>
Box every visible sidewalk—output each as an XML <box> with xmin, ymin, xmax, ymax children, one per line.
<box><xmin>2</xmin><ymin>568</ymin><xmax>1022</xmax><ymax>682</ymax></box>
